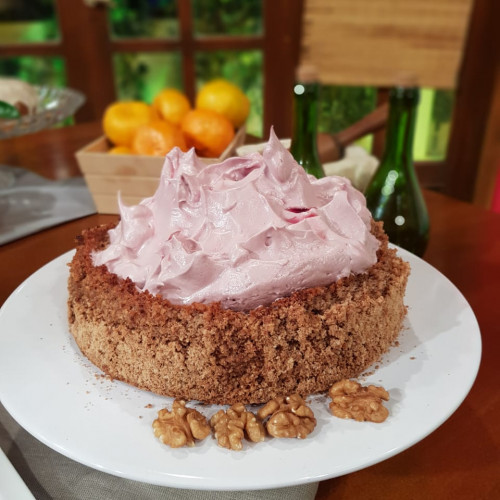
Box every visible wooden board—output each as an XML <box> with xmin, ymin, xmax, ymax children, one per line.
<box><xmin>300</xmin><ymin>0</ymin><xmax>474</xmax><ymax>89</ymax></box>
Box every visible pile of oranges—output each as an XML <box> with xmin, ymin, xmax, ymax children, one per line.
<box><xmin>102</xmin><ymin>79</ymin><xmax>250</xmax><ymax>159</ymax></box>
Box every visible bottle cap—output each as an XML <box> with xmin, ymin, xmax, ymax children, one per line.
<box><xmin>295</xmin><ymin>63</ymin><xmax>319</xmax><ymax>83</ymax></box>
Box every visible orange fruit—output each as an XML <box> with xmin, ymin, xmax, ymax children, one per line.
<box><xmin>152</xmin><ymin>88</ymin><xmax>191</xmax><ymax>126</ymax></box>
<box><xmin>109</xmin><ymin>145</ymin><xmax>133</xmax><ymax>155</ymax></box>
<box><xmin>196</xmin><ymin>79</ymin><xmax>250</xmax><ymax>128</ymax></box>
<box><xmin>181</xmin><ymin>108</ymin><xmax>235</xmax><ymax>158</ymax></box>
<box><xmin>132</xmin><ymin>120</ymin><xmax>187</xmax><ymax>156</ymax></box>
<box><xmin>103</xmin><ymin>101</ymin><xmax>154</xmax><ymax>147</ymax></box>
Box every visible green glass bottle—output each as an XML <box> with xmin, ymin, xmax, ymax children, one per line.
<box><xmin>290</xmin><ymin>65</ymin><xmax>325</xmax><ymax>178</ymax></box>
<box><xmin>364</xmin><ymin>86</ymin><xmax>430</xmax><ymax>256</ymax></box>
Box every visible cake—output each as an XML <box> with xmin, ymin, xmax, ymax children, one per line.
<box><xmin>68</xmin><ymin>131</ymin><xmax>410</xmax><ymax>405</ymax></box>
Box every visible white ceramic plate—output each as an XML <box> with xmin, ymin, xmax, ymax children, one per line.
<box><xmin>0</xmin><ymin>248</ymin><xmax>481</xmax><ymax>491</ymax></box>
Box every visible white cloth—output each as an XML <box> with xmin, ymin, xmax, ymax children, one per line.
<box><xmin>323</xmin><ymin>145</ymin><xmax>378</xmax><ymax>192</ymax></box>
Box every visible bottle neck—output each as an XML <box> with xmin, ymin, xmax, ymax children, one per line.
<box><xmin>381</xmin><ymin>87</ymin><xmax>419</xmax><ymax>170</ymax></box>
<box><xmin>291</xmin><ymin>81</ymin><xmax>320</xmax><ymax>157</ymax></box>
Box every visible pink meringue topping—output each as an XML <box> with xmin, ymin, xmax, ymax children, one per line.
<box><xmin>92</xmin><ymin>130</ymin><xmax>379</xmax><ymax>311</ymax></box>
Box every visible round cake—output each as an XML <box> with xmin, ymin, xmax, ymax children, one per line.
<box><xmin>67</xmin><ymin>132</ymin><xmax>410</xmax><ymax>404</ymax></box>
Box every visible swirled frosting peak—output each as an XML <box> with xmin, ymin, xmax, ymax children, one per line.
<box><xmin>93</xmin><ymin>129</ymin><xmax>379</xmax><ymax>310</ymax></box>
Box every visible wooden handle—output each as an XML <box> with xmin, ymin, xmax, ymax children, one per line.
<box><xmin>336</xmin><ymin>102</ymin><xmax>389</xmax><ymax>146</ymax></box>
<box><xmin>317</xmin><ymin>134</ymin><xmax>343</xmax><ymax>163</ymax></box>
<box><xmin>318</xmin><ymin>103</ymin><xmax>389</xmax><ymax>163</ymax></box>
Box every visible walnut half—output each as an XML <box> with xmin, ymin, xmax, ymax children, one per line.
<box><xmin>257</xmin><ymin>394</ymin><xmax>316</xmax><ymax>439</ymax></box>
<box><xmin>210</xmin><ymin>403</ymin><xmax>266</xmax><ymax>451</ymax></box>
<box><xmin>328</xmin><ymin>379</ymin><xmax>390</xmax><ymax>423</ymax></box>
<box><xmin>153</xmin><ymin>399</ymin><xmax>211</xmax><ymax>448</ymax></box>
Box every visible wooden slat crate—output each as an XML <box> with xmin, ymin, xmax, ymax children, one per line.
<box><xmin>76</xmin><ymin>126</ymin><xmax>246</xmax><ymax>214</ymax></box>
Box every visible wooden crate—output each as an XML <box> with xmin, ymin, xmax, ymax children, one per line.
<box><xmin>76</xmin><ymin>125</ymin><xmax>246</xmax><ymax>214</ymax></box>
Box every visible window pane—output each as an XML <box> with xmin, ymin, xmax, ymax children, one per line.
<box><xmin>109</xmin><ymin>0</ymin><xmax>179</xmax><ymax>39</ymax></box>
<box><xmin>193</xmin><ymin>0</ymin><xmax>262</xmax><ymax>36</ymax></box>
<box><xmin>318</xmin><ymin>86</ymin><xmax>377</xmax><ymax>134</ymax></box>
<box><xmin>0</xmin><ymin>0</ymin><xmax>58</xmax><ymax>43</ymax></box>
<box><xmin>414</xmin><ymin>88</ymin><xmax>454</xmax><ymax>161</ymax></box>
<box><xmin>318</xmin><ymin>86</ymin><xmax>453</xmax><ymax>162</ymax></box>
<box><xmin>317</xmin><ymin>86</ymin><xmax>377</xmax><ymax>152</ymax></box>
<box><xmin>0</xmin><ymin>56</ymin><xmax>65</xmax><ymax>86</ymax></box>
<box><xmin>195</xmin><ymin>50</ymin><xmax>263</xmax><ymax>137</ymax></box>
<box><xmin>113</xmin><ymin>52</ymin><xmax>183</xmax><ymax>103</ymax></box>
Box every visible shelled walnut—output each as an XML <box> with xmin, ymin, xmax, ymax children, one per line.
<box><xmin>328</xmin><ymin>379</ymin><xmax>390</xmax><ymax>423</ymax></box>
<box><xmin>153</xmin><ymin>399</ymin><xmax>211</xmax><ymax>448</ymax></box>
<box><xmin>210</xmin><ymin>403</ymin><xmax>266</xmax><ymax>451</ymax></box>
<box><xmin>257</xmin><ymin>394</ymin><xmax>316</xmax><ymax>439</ymax></box>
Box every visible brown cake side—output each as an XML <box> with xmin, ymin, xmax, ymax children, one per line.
<box><xmin>67</xmin><ymin>222</ymin><xmax>410</xmax><ymax>405</ymax></box>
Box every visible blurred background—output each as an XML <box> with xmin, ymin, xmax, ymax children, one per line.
<box><xmin>0</xmin><ymin>0</ymin><xmax>498</xmax><ymax>208</ymax></box>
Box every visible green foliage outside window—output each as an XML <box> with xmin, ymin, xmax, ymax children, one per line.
<box><xmin>0</xmin><ymin>0</ymin><xmax>62</xmax><ymax>87</ymax></box>
<box><xmin>109</xmin><ymin>0</ymin><xmax>178</xmax><ymax>38</ymax></box>
<box><xmin>0</xmin><ymin>0</ymin><xmax>58</xmax><ymax>43</ymax></box>
<box><xmin>113</xmin><ymin>52</ymin><xmax>183</xmax><ymax>102</ymax></box>
<box><xmin>318</xmin><ymin>86</ymin><xmax>377</xmax><ymax>134</ymax></box>
<box><xmin>192</xmin><ymin>0</ymin><xmax>262</xmax><ymax>35</ymax></box>
<box><xmin>0</xmin><ymin>56</ymin><xmax>65</xmax><ymax>88</ymax></box>
<box><xmin>428</xmin><ymin>89</ymin><xmax>454</xmax><ymax>158</ymax></box>
<box><xmin>0</xmin><ymin>0</ymin><xmax>56</xmax><ymax>24</ymax></box>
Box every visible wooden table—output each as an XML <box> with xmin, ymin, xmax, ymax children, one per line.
<box><xmin>1</xmin><ymin>123</ymin><xmax>499</xmax><ymax>499</ymax></box>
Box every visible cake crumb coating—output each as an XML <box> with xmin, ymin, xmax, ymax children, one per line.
<box><xmin>67</xmin><ymin>221</ymin><xmax>410</xmax><ymax>405</ymax></box>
